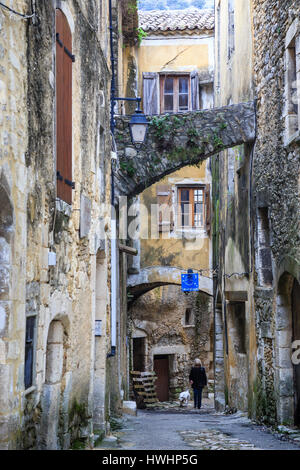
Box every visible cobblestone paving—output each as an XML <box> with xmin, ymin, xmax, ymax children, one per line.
<box><xmin>94</xmin><ymin>401</ymin><xmax>300</xmax><ymax>451</ymax></box>
<box><xmin>179</xmin><ymin>430</ymin><xmax>259</xmax><ymax>450</ymax></box>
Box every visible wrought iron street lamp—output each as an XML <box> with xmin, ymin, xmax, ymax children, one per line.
<box><xmin>112</xmin><ymin>97</ymin><xmax>148</xmax><ymax>147</ymax></box>
<box><xmin>129</xmin><ymin>102</ymin><xmax>148</xmax><ymax>147</ymax></box>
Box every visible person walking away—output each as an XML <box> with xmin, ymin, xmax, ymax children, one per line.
<box><xmin>189</xmin><ymin>358</ymin><xmax>207</xmax><ymax>409</ymax></box>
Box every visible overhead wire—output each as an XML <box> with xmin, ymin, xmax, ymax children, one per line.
<box><xmin>0</xmin><ymin>1</ymin><xmax>35</xmax><ymax>20</ymax></box>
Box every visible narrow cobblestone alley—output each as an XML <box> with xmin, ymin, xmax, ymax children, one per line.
<box><xmin>95</xmin><ymin>400</ymin><xmax>300</xmax><ymax>451</ymax></box>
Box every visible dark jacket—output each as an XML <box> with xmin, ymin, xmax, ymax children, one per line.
<box><xmin>189</xmin><ymin>366</ymin><xmax>207</xmax><ymax>389</ymax></box>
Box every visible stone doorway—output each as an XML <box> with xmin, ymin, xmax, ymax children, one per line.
<box><xmin>292</xmin><ymin>279</ymin><xmax>300</xmax><ymax>426</ymax></box>
<box><xmin>226</xmin><ymin>301</ymin><xmax>248</xmax><ymax>412</ymax></box>
<box><xmin>154</xmin><ymin>355</ymin><xmax>169</xmax><ymax>402</ymax></box>
<box><xmin>276</xmin><ymin>272</ymin><xmax>300</xmax><ymax>426</ymax></box>
<box><xmin>93</xmin><ymin>249</ymin><xmax>107</xmax><ymax>433</ymax></box>
<box><xmin>40</xmin><ymin>320</ymin><xmax>68</xmax><ymax>449</ymax></box>
<box><xmin>133</xmin><ymin>337</ymin><xmax>146</xmax><ymax>372</ymax></box>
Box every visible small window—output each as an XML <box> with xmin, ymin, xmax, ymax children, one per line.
<box><xmin>230</xmin><ymin>302</ymin><xmax>246</xmax><ymax>354</ymax></box>
<box><xmin>160</xmin><ymin>75</ymin><xmax>190</xmax><ymax>113</ymax></box>
<box><xmin>284</xmin><ymin>20</ymin><xmax>300</xmax><ymax>144</ymax></box>
<box><xmin>178</xmin><ymin>187</ymin><xmax>205</xmax><ymax>228</ymax></box>
<box><xmin>228</xmin><ymin>0</ymin><xmax>235</xmax><ymax>60</ymax></box>
<box><xmin>256</xmin><ymin>207</ymin><xmax>273</xmax><ymax>287</ymax></box>
<box><xmin>24</xmin><ymin>316</ymin><xmax>36</xmax><ymax>389</ymax></box>
<box><xmin>185</xmin><ymin>308</ymin><xmax>193</xmax><ymax>326</ymax></box>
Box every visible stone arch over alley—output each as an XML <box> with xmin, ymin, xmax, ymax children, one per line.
<box><xmin>119</xmin><ymin>101</ymin><xmax>255</xmax><ymax>407</ymax></box>
<box><xmin>127</xmin><ymin>265</ymin><xmax>213</xmax><ymax>303</ymax></box>
<box><xmin>128</xmin><ymin>265</ymin><xmax>214</xmax><ymax>403</ymax></box>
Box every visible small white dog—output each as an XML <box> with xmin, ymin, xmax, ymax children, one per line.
<box><xmin>179</xmin><ymin>390</ymin><xmax>190</xmax><ymax>407</ymax></box>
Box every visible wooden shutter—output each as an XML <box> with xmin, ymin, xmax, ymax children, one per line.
<box><xmin>157</xmin><ymin>185</ymin><xmax>173</xmax><ymax>233</ymax></box>
<box><xmin>56</xmin><ymin>9</ymin><xmax>73</xmax><ymax>205</ymax></box>
<box><xmin>191</xmin><ymin>71</ymin><xmax>200</xmax><ymax>111</ymax></box>
<box><xmin>205</xmin><ymin>184</ymin><xmax>211</xmax><ymax>235</ymax></box>
<box><xmin>143</xmin><ymin>72</ymin><xmax>159</xmax><ymax>115</ymax></box>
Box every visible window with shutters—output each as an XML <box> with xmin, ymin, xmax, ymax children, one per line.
<box><xmin>228</xmin><ymin>0</ymin><xmax>235</xmax><ymax>60</ymax></box>
<box><xmin>24</xmin><ymin>316</ymin><xmax>36</xmax><ymax>390</ymax></box>
<box><xmin>156</xmin><ymin>184</ymin><xmax>211</xmax><ymax>234</ymax></box>
<box><xmin>56</xmin><ymin>9</ymin><xmax>74</xmax><ymax>205</ymax></box>
<box><xmin>142</xmin><ymin>71</ymin><xmax>200</xmax><ymax>115</ymax></box>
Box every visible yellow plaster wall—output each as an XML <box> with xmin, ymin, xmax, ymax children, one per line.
<box><xmin>140</xmin><ymin>165</ymin><xmax>211</xmax><ymax>272</ymax></box>
<box><xmin>133</xmin><ymin>31</ymin><xmax>214</xmax><ymax>274</ymax></box>
<box><xmin>215</xmin><ymin>0</ymin><xmax>253</xmax><ymax>106</ymax></box>
<box><xmin>137</xmin><ymin>34</ymin><xmax>214</xmax><ymax>98</ymax></box>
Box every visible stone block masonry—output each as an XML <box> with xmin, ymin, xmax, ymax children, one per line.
<box><xmin>114</xmin><ymin>101</ymin><xmax>256</xmax><ymax>198</ymax></box>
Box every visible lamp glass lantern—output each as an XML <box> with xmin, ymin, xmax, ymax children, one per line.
<box><xmin>129</xmin><ymin>107</ymin><xmax>148</xmax><ymax>147</ymax></box>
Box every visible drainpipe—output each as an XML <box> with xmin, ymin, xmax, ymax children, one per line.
<box><xmin>108</xmin><ymin>215</ymin><xmax>117</xmax><ymax>358</ymax></box>
<box><xmin>107</xmin><ymin>0</ymin><xmax>117</xmax><ymax>358</ymax></box>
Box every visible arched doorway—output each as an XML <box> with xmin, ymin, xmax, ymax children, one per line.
<box><xmin>276</xmin><ymin>272</ymin><xmax>300</xmax><ymax>426</ymax></box>
<box><xmin>93</xmin><ymin>249</ymin><xmax>107</xmax><ymax>433</ymax></box>
<box><xmin>129</xmin><ymin>285</ymin><xmax>214</xmax><ymax>402</ymax></box>
<box><xmin>0</xmin><ymin>178</ymin><xmax>13</xmax><ymax>301</ymax></box>
<box><xmin>40</xmin><ymin>319</ymin><xmax>68</xmax><ymax>449</ymax></box>
<box><xmin>292</xmin><ymin>279</ymin><xmax>300</xmax><ymax>426</ymax></box>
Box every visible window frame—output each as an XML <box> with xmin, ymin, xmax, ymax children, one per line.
<box><xmin>284</xmin><ymin>19</ymin><xmax>300</xmax><ymax>146</ymax></box>
<box><xmin>184</xmin><ymin>308</ymin><xmax>195</xmax><ymax>327</ymax></box>
<box><xmin>24</xmin><ymin>315</ymin><xmax>37</xmax><ymax>391</ymax></box>
<box><xmin>227</xmin><ymin>0</ymin><xmax>235</xmax><ymax>61</ymax></box>
<box><xmin>160</xmin><ymin>74</ymin><xmax>191</xmax><ymax>114</ymax></box>
<box><xmin>177</xmin><ymin>186</ymin><xmax>206</xmax><ymax>229</ymax></box>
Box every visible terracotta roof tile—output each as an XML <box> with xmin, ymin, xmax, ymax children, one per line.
<box><xmin>139</xmin><ymin>9</ymin><xmax>214</xmax><ymax>33</ymax></box>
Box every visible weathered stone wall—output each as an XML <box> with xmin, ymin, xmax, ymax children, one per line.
<box><xmin>212</xmin><ymin>0</ymin><xmax>258</xmax><ymax>417</ymax></box>
<box><xmin>252</xmin><ymin>0</ymin><xmax>300</xmax><ymax>424</ymax></box>
<box><xmin>0</xmin><ymin>0</ymin><xmax>29</xmax><ymax>449</ymax></box>
<box><xmin>213</xmin><ymin>0</ymin><xmax>300</xmax><ymax>425</ymax></box>
<box><xmin>114</xmin><ymin>101</ymin><xmax>256</xmax><ymax>198</ymax></box>
<box><xmin>0</xmin><ymin>0</ymin><xmax>119</xmax><ymax>449</ymax></box>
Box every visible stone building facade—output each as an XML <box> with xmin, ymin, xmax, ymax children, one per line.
<box><xmin>212</xmin><ymin>0</ymin><xmax>255</xmax><ymax>413</ymax></box>
<box><xmin>0</xmin><ymin>0</ymin><xmax>136</xmax><ymax>450</ymax></box>
<box><xmin>122</xmin><ymin>8</ymin><xmax>215</xmax><ymax>401</ymax></box>
<box><xmin>213</xmin><ymin>0</ymin><xmax>300</xmax><ymax>426</ymax></box>
<box><xmin>252</xmin><ymin>0</ymin><xmax>300</xmax><ymax>426</ymax></box>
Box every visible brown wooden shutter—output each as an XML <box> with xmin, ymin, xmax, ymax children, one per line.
<box><xmin>156</xmin><ymin>185</ymin><xmax>173</xmax><ymax>233</ymax></box>
<box><xmin>143</xmin><ymin>73</ymin><xmax>159</xmax><ymax>115</ymax></box>
<box><xmin>56</xmin><ymin>9</ymin><xmax>73</xmax><ymax>205</ymax></box>
<box><xmin>205</xmin><ymin>184</ymin><xmax>211</xmax><ymax>235</ymax></box>
<box><xmin>191</xmin><ymin>71</ymin><xmax>200</xmax><ymax>111</ymax></box>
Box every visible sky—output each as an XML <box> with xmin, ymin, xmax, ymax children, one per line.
<box><xmin>138</xmin><ymin>0</ymin><xmax>215</xmax><ymax>11</ymax></box>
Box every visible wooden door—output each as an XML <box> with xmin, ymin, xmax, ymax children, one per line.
<box><xmin>154</xmin><ymin>356</ymin><xmax>169</xmax><ymax>402</ymax></box>
<box><xmin>292</xmin><ymin>279</ymin><xmax>300</xmax><ymax>426</ymax></box>
<box><xmin>56</xmin><ymin>9</ymin><xmax>73</xmax><ymax>205</ymax></box>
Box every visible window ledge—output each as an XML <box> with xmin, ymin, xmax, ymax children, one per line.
<box><xmin>55</xmin><ymin>198</ymin><xmax>72</xmax><ymax>217</ymax></box>
<box><xmin>183</xmin><ymin>324</ymin><xmax>195</xmax><ymax>328</ymax></box>
<box><xmin>174</xmin><ymin>228</ymin><xmax>208</xmax><ymax>236</ymax></box>
<box><xmin>284</xmin><ymin>129</ymin><xmax>300</xmax><ymax>148</ymax></box>
<box><xmin>24</xmin><ymin>385</ymin><xmax>36</xmax><ymax>396</ymax></box>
